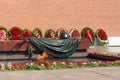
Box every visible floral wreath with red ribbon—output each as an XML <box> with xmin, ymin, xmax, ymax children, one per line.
<box><xmin>95</xmin><ymin>28</ymin><xmax>108</xmax><ymax>46</ymax></box>
<box><xmin>81</xmin><ymin>27</ymin><xmax>95</xmax><ymax>45</ymax></box>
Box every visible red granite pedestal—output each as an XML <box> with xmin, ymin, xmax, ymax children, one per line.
<box><xmin>0</xmin><ymin>39</ymin><xmax>90</xmax><ymax>60</ymax></box>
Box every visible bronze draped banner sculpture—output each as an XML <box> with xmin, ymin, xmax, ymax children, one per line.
<box><xmin>28</xmin><ymin>37</ymin><xmax>81</xmax><ymax>58</ymax></box>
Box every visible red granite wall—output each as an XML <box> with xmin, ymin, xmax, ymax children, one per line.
<box><xmin>0</xmin><ymin>0</ymin><xmax>120</xmax><ymax>36</ymax></box>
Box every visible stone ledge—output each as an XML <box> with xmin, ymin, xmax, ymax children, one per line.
<box><xmin>0</xmin><ymin>39</ymin><xmax>90</xmax><ymax>51</ymax></box>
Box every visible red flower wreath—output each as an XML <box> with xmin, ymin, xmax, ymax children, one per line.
<box><xmin>10</xmin><ymin>35</ymin><xmax>21</xmax><ymax>40</ymax></box>
<box><xmin>69</xmin><ymin>28</ymin><xmax>80</xmax><ymax>38</ymax></box>
<box><xmin>22</xmin><ymin>29</ymin><xmax>32</xmax><ymax>38</ymax></box>
<box><xmin>95</xmin><ymin>28</ymin><xmax>108</xmax><ymax>46</ymax></box>
<box><xmin>9</xmin><ymin>27</ymin><xmax>22</xmax><ymax>40</ymax></box>
<box><xmin>9</xmin><ymin>27</ymin><xmax>22</xmax><ymax>36</ymax></box>
<box><xmin>96</xmin><ymin>28</ymin><xmax>108</xmax><ymax>40</ymax></box>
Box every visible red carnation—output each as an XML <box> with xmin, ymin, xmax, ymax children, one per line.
<box><xmin>10</xmin><ymin>27</ymin><xmax>21</xmax><ymax>35</ymax></box>
<box><xmin>23</xmin><ymin>30</ymin><xmax>31</xmax><ymax>38</ymax></box>
<box><xmin>10</xmin><ymin>35</ymin><xmax>21</xmax><ymax>40</ymax></box>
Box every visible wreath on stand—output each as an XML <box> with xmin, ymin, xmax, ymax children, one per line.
<box><xmin>44</xmin><ymin>29</ymin><xmax>56</xmax><ymax>39</ymax></box>
<box><xmin>0</xmin><ymin>26</ymin><xmax>8</xmax><ymax>41</ymax></box>
<box><xmin>22</xmin><ymin>29</ymin><xmax>32</xmax><ymax>39</ymax></box>
<box><xmin>33</xmin><ymin>28</ymin><xmax>42</xmax><ymax>38</ymax></box>
<box><xmin>9</xmin><ymin>27</ymin><xmax>22</xmax><ymax>40</ymax></box>
<box><xmin>69</xmin><ymin>28</ymin><xmax>80</xmax><ymax>39</ymax></box>
<box><xmin>81</xmin><ymin>27</ymin><xmax>95</xmax><ymax>45</ymax></box>
<box><xmin>95</xmin><ymin>28</ymin><xmax>108</xmax><ymax>46</ymax></box>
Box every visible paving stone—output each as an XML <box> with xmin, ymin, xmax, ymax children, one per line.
<box><xmin>0</xmin><ymin>67</ymin><xmax>120</xmax><ymax>80</ymax></box>
<box><xmin>46</xmin><ymin>68</ymin><xmax>119</xmax><ymax>80</ymax></box>
<box><xmin>84</xmin><ymin>67</ymin><xmax>120</xmax><ymax>80</ymax></box>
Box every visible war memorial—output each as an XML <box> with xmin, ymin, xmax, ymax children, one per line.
<box><xmin>0</xmin><ymin>0</ymin><xmax>119</xmax><ymax>73</ymax></box>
